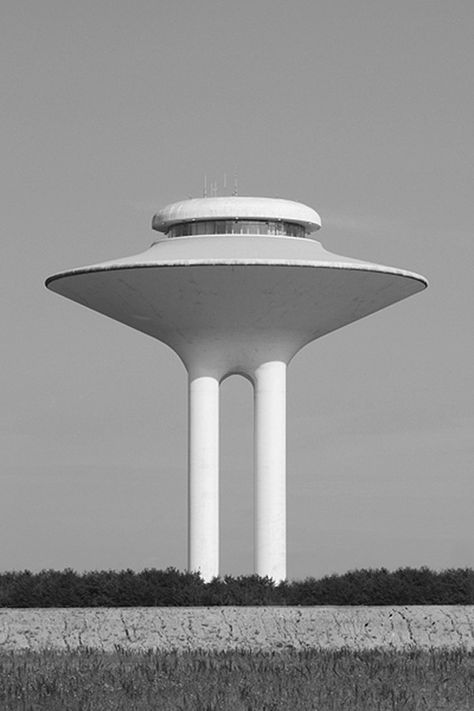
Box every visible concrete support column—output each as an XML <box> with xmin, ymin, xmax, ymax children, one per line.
<box><xmin>188</xmin><ymin>371</ymin><xmax>219</xmax><ymax>582</ymax></box>
<box><xmin>253</xmin><ymin>360</ymin><xmax>287</xmax><ymax>582</ymax></box>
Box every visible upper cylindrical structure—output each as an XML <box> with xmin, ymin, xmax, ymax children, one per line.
<box><xmin>152</xmin><ymin>196</ymin><xmax>322</xmax><ymax>236</ymax></box>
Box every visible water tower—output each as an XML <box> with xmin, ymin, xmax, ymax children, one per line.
<box><xmin>46</xmin><ymin>196</ymin><xmax>427</xmax><ymax>582</ymax></box>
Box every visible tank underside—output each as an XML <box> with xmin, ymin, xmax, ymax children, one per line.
<box><xmin>47</xmin><ymin>262</ymin><xmax>425</xmax><ymax>374</ymax></box>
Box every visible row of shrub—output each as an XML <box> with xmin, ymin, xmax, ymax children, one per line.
<box><xmin>0</xmin><ymin>567</ymin><xmax>472</xmax><ymax>607</ymax></box>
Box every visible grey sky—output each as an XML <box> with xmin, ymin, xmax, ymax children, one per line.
<box><xmin>1</xmin><ymin>1</ymin><xmax>472</xmax><ymax>578</ymax></box>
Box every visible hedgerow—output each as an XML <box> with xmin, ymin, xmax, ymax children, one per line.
<box><xmin>0</xmin><ymin>566</ymin><xmax>472</xmax><ymax>607</ymax></box>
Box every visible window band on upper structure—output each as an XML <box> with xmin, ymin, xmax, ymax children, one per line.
<box><xmin>167</xmin><ymin>220</ymin><xmax>307</xmax><ymax>239</ymax></box>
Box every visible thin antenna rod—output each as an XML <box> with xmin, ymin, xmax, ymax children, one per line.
<box><xmin>233</xmin><ymin>171</ymin><xmax>238</xmax><ymax>196</ymax></box>
<box><xmin>203</xmin><ymin>175</ymin><xmax>208</xmax><ymax>198</ymax></box>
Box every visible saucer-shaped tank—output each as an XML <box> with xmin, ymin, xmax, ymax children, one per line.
<box><xmin>46</xmin><ymin>197</ymin><xmax>427</xmax><ymax>375</ymax></box>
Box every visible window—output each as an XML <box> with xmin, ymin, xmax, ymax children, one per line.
<box><xmin>167</xmin><ymin>220</ymin><xmax>306</xmax><ymax>238</ymax></box>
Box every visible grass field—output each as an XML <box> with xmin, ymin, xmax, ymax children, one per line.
<box><xmin>3</xmin><ymin>606</ymin><xmax>473</xmax><ymax>651</ymax></box>
<box><xmin>0</xmin><ymin>647</ymin><xmax>473</xmax><ymax>710</ymax></box>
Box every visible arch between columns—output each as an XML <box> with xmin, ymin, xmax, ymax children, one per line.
<box><xmin>187</xmin><ymin>362</ymin><xmax>287</xmax><ymax>583</ymax></box>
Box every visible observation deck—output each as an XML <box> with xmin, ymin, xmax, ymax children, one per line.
<box><xmin>152</xmin><ymin>196</ymin><xmax>322</xmax><ymax>238</ymax></box>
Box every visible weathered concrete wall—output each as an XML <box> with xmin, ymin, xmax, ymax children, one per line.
<box><xmin>1</xmin><ymin>606</ymin><xmax>473</xmax><ymax>652</ymax></box>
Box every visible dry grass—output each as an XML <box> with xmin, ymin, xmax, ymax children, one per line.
<box><xmin>0</xmin><ymin>647</ymin><xmax>473</xmax><ymax>710</ymax></box>
<box><xmin>3</xmin><ymin>606</ymin><xmax>473</xmax><ymax>651</ymax></box>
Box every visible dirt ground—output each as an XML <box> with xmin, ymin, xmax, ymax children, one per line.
<box><xmin>1</xmin><ymin>606</ymin><xmax>473</xmax><ymax>651</ymax></box>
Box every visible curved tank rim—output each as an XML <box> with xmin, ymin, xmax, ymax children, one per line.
<box><xmin>45</xmin><ymin>260</ymin><xmax>428</xmax><ymax>291</ymax></box>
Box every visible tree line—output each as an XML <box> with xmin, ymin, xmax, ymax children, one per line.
<box><xmin>0</xmin><ymin>567</ymin><xmax>472</xmax><ymax>607</ymax></box>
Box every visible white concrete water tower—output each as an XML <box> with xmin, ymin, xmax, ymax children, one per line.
<box><xmin>46</xmin><ymin>196</ymin><xmax>427</xmax><ymax>582</ymax></box>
